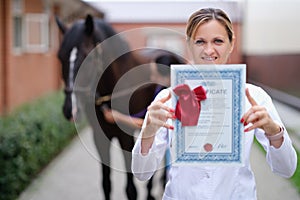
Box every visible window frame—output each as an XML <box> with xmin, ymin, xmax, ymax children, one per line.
<box><xmin>23</xmin><ymin>13</ymin><xmax>49</xmax><ymax>53</ymax></box>
<box><xmin>12</xmin><ymin>0</ymin><xmax>24</xmax><ymax>53</ymax></box>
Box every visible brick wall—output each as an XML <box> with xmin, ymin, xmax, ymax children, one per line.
<box><xmin>0</xmin><ymin>1</ymin><xmax>4</xmax><ymax>113</ymax></box>
<box><xmin>0</xmin><ymin>0</ymin><xmax>9</xmax><ymax>114</ymax></box>
<box><xmin>1</xmin><ymin>0</ymin><xmax>61</xmax><ymax>114</ymax></box>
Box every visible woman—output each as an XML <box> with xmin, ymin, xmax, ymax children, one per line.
<box><xmin>131</xmin><ymin>8</ymin><xmax>297</xmax><ymax>200</ymax></box>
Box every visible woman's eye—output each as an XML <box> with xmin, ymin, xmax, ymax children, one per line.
<box><xmin>214</xmin><ymin>39</ymin><xmax>224</xmax><ymax>44</ymax></box>
<box><xmin>194</xmin><ymin>40</ymin><xmax>204</xmax><ymax>45</ymax></box>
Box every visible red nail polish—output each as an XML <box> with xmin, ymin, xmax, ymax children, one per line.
<box><xmin>172</xmin><ymin>115</ymin><xmax>177</xmax><ymax>119</ymax></box>
<box><xmin>170</xmin><ymin>126</ymin><xmax>174</xmax><ymax>130</ymax></box>
<box><xmin>244</xmin><ymin>122</ymin><xmax>248</xmax><ymax>126</ymax></box>
<box><xmin>240</xmin><ymin>118</ymin><xmax>244</xmax><ymax>123</ymax></box>
<box><xmin>170</xmin><ymin>108</ymin><xmax>175</xmax><ymax>113</ymax></box>
<box><xmin>244</xmin><ymin>128</ymin><xmax>249</xmax><ymax>132</ymax></box>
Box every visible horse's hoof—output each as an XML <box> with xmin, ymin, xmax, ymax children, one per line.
<box><xmin>126</xmin><ymin>184</ymin><xmax>137</xmax><ymax>200</ymax></box>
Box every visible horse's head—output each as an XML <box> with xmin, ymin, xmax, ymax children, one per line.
<box><xmin>56</xmin><ymin>15</ymin><xmax>109</xmax><ymax>120</ymax></box>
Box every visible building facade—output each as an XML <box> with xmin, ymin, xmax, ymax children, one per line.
<box><xmin>0</xmin><ymin>0</ymin><xmax>245</xmax><ymax>115</ymax></box>
<box><xmin>0</xmin><ymin>0</ymin><xmax>102</xmax><ymax>114</ymax></box>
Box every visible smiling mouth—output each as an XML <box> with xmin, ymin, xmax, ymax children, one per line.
<box><xmin>202</xmin><ymin>57</ymin><xmax>217</xmax><ymax>61</ymax></box>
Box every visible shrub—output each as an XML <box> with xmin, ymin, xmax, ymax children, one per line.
<box><xmin>0</xmin><ymin>91</ymin><xmax>76</xmax><ymax>200</ymax></box>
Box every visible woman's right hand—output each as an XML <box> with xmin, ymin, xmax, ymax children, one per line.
<box><xmin>141</xmin><ymin>90</ymin><xmax>175</xmax><ymax>154</ymax></box>
<box><xmin>146</xmin><ymin>90</ymin><xmax>175</xmax><ymax>131</ymax></box>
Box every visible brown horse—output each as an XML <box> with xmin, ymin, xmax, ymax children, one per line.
<box><xmin>56</xmin><ymin>15</ymin><xmax>185</xmax><ymax>200</ymax></box>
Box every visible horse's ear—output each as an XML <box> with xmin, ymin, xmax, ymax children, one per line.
<box><xmin>85</xmin><ymin>14</ymin><xmax>94</xmax><ymax>36</ymax></box>
<box><xmin>55</xmin><ymin>15</ymin><xmax>67</xmax><ymax>34</ymax></box>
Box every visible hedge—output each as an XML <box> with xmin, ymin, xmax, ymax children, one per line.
<box><xmin>0</xmin><ymin>91</ymin><xmax>76</xmax><ymax>200</ymax></box>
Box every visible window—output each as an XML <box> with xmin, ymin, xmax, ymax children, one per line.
<box><xmin>12</xmin><ymin>0</ymin><xmax>23</xmax><ymax>52</ymax></box>
<box><xmin>12</xmin><ymin>0</ymin><xmax>49</xmax><ymax>53</ymax></box>
<box><xmin>24</xmin><ymin>14</ymin><xmax>49</xmax><ymax>53</ymax></box>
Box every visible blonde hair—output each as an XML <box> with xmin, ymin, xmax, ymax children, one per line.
<box><xmin>186</xmin><ymin>8</ymin><xmax>234</xmax><ymax>43</ymax></box>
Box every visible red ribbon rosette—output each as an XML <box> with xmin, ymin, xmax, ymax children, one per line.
<box><xmin>173</xmin><ymin>84</ymin><xmax>207</xmax><ymax>126</ymax></box>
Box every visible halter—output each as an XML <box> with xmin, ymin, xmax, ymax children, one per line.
<box><xmin>67</xmin><ymin>44</ymin><xmax>105</xmax><ymax>104</ymax></box>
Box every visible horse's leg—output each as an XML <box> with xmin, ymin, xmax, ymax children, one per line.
<box><xmin>126</xmin><ymin>169</ymin><xmax>137</xmax><ymax>200</ymax></box>
<box><xmin>102</xmin><ymin>163</ymin><xmax>111</xmax><ymax>200</ymax></box>
<box><xmin>86</xmin><ymin>102</ymin><xmax>112</xmax><ymax>200</ymax></box>
<box><xmin>117</xmin><ymin>132</ymin><xmax>137</xmax><ymax>200</ymax></box>
<box><xmin>92</xmin><ymin>127</ymin><xmax>112</xmax><ymax>200</ymax></box>
<box><xmin>161</xmin><ymin>166</ymin><xmax>167</xmax><ymax>187</ymax></box>
<box><xmin>162</xmin><ymin>147</ymin><xmax>171</xmax><ymax>187</ymax></box>
<box><xmin>146</xmin><ymin>176</ymin><xmax>155</xmax><ymax>200</ymax></box>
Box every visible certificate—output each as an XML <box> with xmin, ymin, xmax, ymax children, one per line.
<box><xmin>170</xmin><ymin>64</ymin><xmax>246</xmax><ymax>166</ymax></box>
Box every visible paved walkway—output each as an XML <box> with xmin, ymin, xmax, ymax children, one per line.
<box><xmin>17</xmin><ymin>100</ymin><xmax>300</xmax><ymax>200</ymax></box>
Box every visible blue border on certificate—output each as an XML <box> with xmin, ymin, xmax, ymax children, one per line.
<box><xmin>172</xmin><ymin>65</ymin><xmax>245</xmax><ymax>165</ymax></box>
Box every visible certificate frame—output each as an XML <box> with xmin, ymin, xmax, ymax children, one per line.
<box><xmin>170</xmin><ymin>64</ymin><xmax>246</xmax><ymax>166</ymax></box>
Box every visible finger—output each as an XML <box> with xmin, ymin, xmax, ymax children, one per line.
<box><xmin>159</xmin><ymin>90</ymin><xmax>171</xmax><ymax>104</ymax></box>
<box><xmin>244</xmin><ymin>124</ymin><xmax>255</xmax><ymax>132</ymax></box>
<box><xmin>148</xmin><ymin>109</ymin><xmax>176</xmax><ymax>122</ymax></box>
<box><xmin>245</xmin><ymin>112</ymin><xmax>259</xmax><ymax>125</ymax></box>
<box><xmin>167</xmin><ymin>112</ymin><xmax>177</xmax><ymax>120</ymax></box>
<box><xmin>147</xmin><ymin>116</ymin><xmax>174</xmax><ymax>130</ymax></box>
<box><xmin>148</xmin><ymin>100</ymin><xmax>175</xmax><ymax>114</ymax></box>
<box><xmin>246</xmin><ymin>88</ymin><xmax>258</xmax><ymax>106</ymax></box>
<box><xmin>148</xmin><ymin>101</ymin><xmax>173</xmax><ymax>113</ymax></box>
<box><xmin>241</xmin><ymin>88</ymin><xmax>259</xmax><ymax>123</ymax></box>
<box><xmin>244</xmin><ymin>117</ymin><xmax>268</xmax><ymax>132</ymax></box>
<box><xmin>241</xmin><ymin>107</ymin><xmax>256</xmax><ymax>125</ymax></box>
<box><xmin>159</xmin><ymin>90</ymin><xmax>175</xmax><ymax>113</ymax></box>
<box><xmin>241</xmin><ymin>105</ymin><xmax>265</xmax><ymax>125</ymax></box>
<box><xmin>163</xmin><ymin>122</ymin><xmax>174</xmax><ymax>130</ymax></box>
<box><xmin>248</xmin><ymin>110</ymin><xmax>268</xmax><ymax>123</ymax></box>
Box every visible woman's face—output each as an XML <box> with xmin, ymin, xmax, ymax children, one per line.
<box><xmin>189</xmin><ymin>20</ymin><xmax>234</xmax><ymax>64</ymax></box>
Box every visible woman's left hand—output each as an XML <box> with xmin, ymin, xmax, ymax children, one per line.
<box><xmin>241</xmin><ymin>88</ymin><xmax>281</xmax><ymax>135</ymax></box>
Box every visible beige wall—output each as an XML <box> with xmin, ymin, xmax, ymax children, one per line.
<box><xmin>243</xmin><ymin>0</ymin><xmax>300</xmax><ymax>55</ymax></box>
<box><xmin>243</xmin><ymin>0</ymin><xmax>300</xmax><ymax>100</ymax></box>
